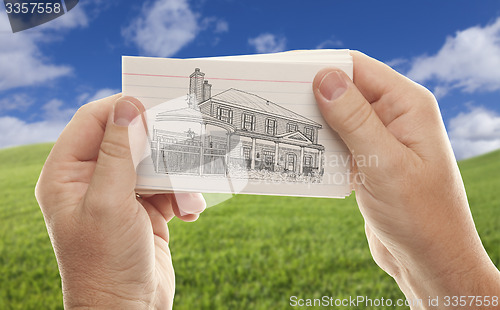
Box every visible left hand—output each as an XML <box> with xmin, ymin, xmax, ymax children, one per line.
<box><xmin>36</xmin><ymin>94</ymin><xmax>206</xmax><ymax>309</ymax></box>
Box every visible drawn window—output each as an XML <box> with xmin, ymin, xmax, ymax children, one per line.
<box><xmin>163</xmin><ymin>137</ymin><xmax>177</xmax><ymax>144</ymax></box>
<box><xmin>265</xmin><ymin>118</ymin><xmax>277</xmax><ymax>135</ymax></box>
<box><xmin>243</xmin><ymin>146</ymin><xmax>251</xmax><ymax>160</ymax></box>
<box><xmin>287</xmin><ymin>123</ymin><xmax>298</xmax><ymax>133</ymax></box>
<box><xmin>304</xmin><ymin>155</ymin><xmax>313</xmax><ymax>167</ymax></box>
<box><xmin>304</xmin><ymin>127</ymin><xmax>314</xmax><ymax>141</ymax></box>
<box><xmin>263</xmin><ymin>150</ymin><xmax>275</xmax><ymax>164</ymax></box>
<box><xmin>217</xmin><ymin>106</ymin><xmax>233</xmax><ymax>123</ymax></box>
<box><xmin>242</xmin><ymin>113</ymin><xmax>255</xmax><ymax>131</ymax></box>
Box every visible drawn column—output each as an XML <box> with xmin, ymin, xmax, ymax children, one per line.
<box><xmin>225</xmin><ymin>132</ymin><xmax>231</xmax><ymax>177</ymax></box>
<box><xmin>319</xmin><ymin>149</ymin><xmax>324</xmax><ymax>173</ymax></box>
<box><xmin>154</xmin><ymin>128</ymin><xmax>161</xmax><ymax>173</ymax></box>
<box><xmin>274</xmin><ymin>141</ymin><xmax>280</xmax><ymax>171</ymax></box>
<box><xmin>250</xmin><ymin>137</ymin><xmax>256</xmax><ymax>170</ymax></box>
<box><xmin>299</xmin><ymin>146</ymin><xmax>304</xmax><ymax>174</ymax></box>
<box><xmin>199</xmin><ymin>123</ymin><xmax>207</xmax><ymax>175</ymax></box>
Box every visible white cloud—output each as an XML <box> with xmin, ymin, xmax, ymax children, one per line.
<box><xmin>87</xmin><ymin>88</ymin><xmax>119</xmax><ymax>103</ymax></box>
<box><xmin>38</xmin><ymin>3</ymin><xmax>89</xmax><ymax>31</ymax></box>
<box><xmin>385</xmin><ymin>57</ymin><xmax>408</xmax><ymax>68</ymax></box>
<box><xmin>122</xmin><ymin>0</ymin><xmax>229</xmax><ymax>55</ymax></box>
<box><xmin>0</xmin><ymin>5</ymin><xmax>90</xmax><ymax>91</ymax></box>
<box><xmin>0</xmin><ymin>3</ymin><xmax>114</xmax><ymax>149</ymax></box>
<box><xmin>248</xmin><ymin>33</ymin><xmax>286</xmax><ymax>54</ymax></box>
<box><xmin>407</xmin><ymin>17</ymin><xmax>500</xmax><ymax>94</ymax></box>
<box><xmin>122</xmin><ymin>0</ymin><xmax>198</xmax><ymax>57</ymax></box>
<box><xmin>0</xmin><ymin>86</ymin><xmax>118</xmax><ymax>148</ymax></box>
<box><xmin>200</xmin><ymin>17</ymin><xmax>228</xmax><ymax>34</ymax></box>
<box><xmin>0</xmin><ymin>116</ymin><xmax>67</xmax><ymax>149</ymax></box>
<box><xmin>0</xmin><ymin>96</ymin><xmax>79</xmax><ymax>148</ymax></box>
<box><xmin>0</xmin><ymin>87</ymin><xmax>120</xmax><ymax>148</ymax></box>
<box><xmin>0</xmin><ymin>94</ymin><xmax>35</xmax><ymax>112</ymax></box>
<box><xmin>76</xmin><ymin>88</ymin><xmax>119</xmax><ymax>106</ymax></box>
<box><xmin>448</xmin><ymin>106</ymin><xmax>500</xmax><ymax>159</ymax></box>
<box><xmin>198</xmin><ymin>17</ymin><xmax>228</xmax><ymax>47</ymax></box>
<box><xmin>42</xmin><ymin>99</ymin><xmax>78</xmax><ymax>121</ymax></box>
<box><xmin>316</xmin><ymin>38</ymin><xmax>343</xmax><ymax>49</ymax></box>
<box><xmin>214</xmin><ymin>20</ymin><xmax>229</xmax><ymax>33</ymax></box>
<box><xmin>0</xmin><ymin>19</ymin><xmax>72</xmax><ymax>90</ymax></box>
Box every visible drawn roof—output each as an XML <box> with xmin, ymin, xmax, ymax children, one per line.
<box><xmin>206</xmin><ymin>88</ymin><xmax>321</xmax><ymax>127</ymax></box>
<box><xmin>157</xmin><ymin>107</ymin><xmax>206</xmax><ymax>119</ymax></box>
<box><xmin>156</xmin><ymin>107</ymin><xmax>236</xmax><ymax>132</ymax></box>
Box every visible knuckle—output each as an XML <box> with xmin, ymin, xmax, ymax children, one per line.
<box><xmin>394</xmin><ymin>156</ymin><xmax>430</xmax><ymax>201</ymax></box>
<box><xmin>34</xmin><ymin>172</ymin><xmax>56</xmax><ymax>214</ymax></box>
<box><xmin>75</xmin><ymin>102</ymin><xmax>93</xmax><ymax>115</ymax></box>
<box><xmin>34</xmin><ymin>179</ymin><xmax>47</xmax><ymax>209</ymax></box>
<box><xmin>412</xmin><ymin>82</ymin><xmax>439</xmax><ymax>109</ymax></box>
<box><xmin>98</xmin><ymin>138</ymin><xmax>131</xmax><ymax>161</ymax></box>
<box><xmin>339</xmin><ymin>103</ymin><xmax>373</xmax><ymax>135</ymax></box>
<box><xmin>83</xmin><ymin>189</ymin><xmax>135</xmax><ymax>222</ymax></box>
<box><xmin>34</xmin><ymin>178</ymin><xmax>72</xmax><ymax>220</ymax></box>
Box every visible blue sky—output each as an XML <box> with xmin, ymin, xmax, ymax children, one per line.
<box><xmin>1</xmin><ymin>0</ymin><xmax>500</xmax><ymax>159</ymax></box>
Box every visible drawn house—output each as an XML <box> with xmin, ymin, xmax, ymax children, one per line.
<box><xmin>150</xmin><ymin>68</ymin><xmax>325</xmax><ymax>181</ymax></box>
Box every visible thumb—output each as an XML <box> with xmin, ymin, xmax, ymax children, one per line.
<box><xmin>85</xmin><ymin>97</ymin><xmax>146</xmax><ymax>213</ymax></box>
<box><xmin>313</xmin><ymin>68</ymin><xmax>400</xmax><ymax>173</ymax></box>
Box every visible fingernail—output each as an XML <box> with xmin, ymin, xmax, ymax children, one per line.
<box><xmin>128</xmin><ymin>109</ymin><xmax>148</xmax><ymax>169</ymax></box>
<box><xmin>175</xmin><ymin>193</ymin><xmax>206</xmax><ymax>216</ymax></box>
<box><xmin>318</xmin><ymin>70</ymin><xmax>348</xmax><ymax>101</ymax></box>
<box><xmin>113</xmin><ymin>98</ymin><xmax>141</xmax><ymax>127</ymax></box>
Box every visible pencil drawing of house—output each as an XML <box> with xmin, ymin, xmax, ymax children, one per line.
<box><xmin>150</xmin><ymin>68</ymin><xmax>325</xmax><ymax>182</ymax></box>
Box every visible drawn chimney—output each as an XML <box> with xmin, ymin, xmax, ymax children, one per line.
<box><xmin>203</xmin><ymin>80</ymin><xmax>212</xmax><ymax>101</ymax></box>
<box><xmin>189</xmin><ymin>68</ymin><xmax>212</xmax><ymax>108</ymax></box>
<box><xmin>189</xmin><ymin>68</ymin><xmax>205</xmax><ymax>105</ymax></box>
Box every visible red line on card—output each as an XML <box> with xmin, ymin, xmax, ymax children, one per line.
<box><xmin>122</xmin><ymin>73</ymin><xmax>312</xmax><ymax>84</ymax></box>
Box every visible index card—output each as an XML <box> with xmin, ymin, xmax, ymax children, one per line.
<box><xmin>123</xmin><ymin>50</ymin><xmax>353</xmax><ymax>198</ymax></box>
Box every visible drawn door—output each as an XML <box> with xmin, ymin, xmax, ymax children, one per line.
<box><xmin>286</xmin><ymin>153</ymin><xmax>296</xmax><ymax>172</ymax></box>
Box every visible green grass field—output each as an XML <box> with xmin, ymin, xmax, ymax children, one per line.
<box><xmin>0</xmin><ymin>143</ymin><xmax>498</xmax><ymax>309</ymax></box>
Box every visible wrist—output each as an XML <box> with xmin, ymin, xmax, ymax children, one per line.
<box><xmin>64</xmin><ymin>290</ymin><xmax>153</xmax><ymax>310</ymax></box>
<box><xmin>394</xmin><ymin>247</ymin><xmax>500</xmax><ymax>309</ymax></box>
<box><xmin>62</xmin><ymin>278</ymin><xmax>158</xmax><ymax>310</ymax></box>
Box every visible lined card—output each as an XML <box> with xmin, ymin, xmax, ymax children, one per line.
<box><xmin>123</xmin><ymin>50</ymin><xmax>353</xmax><ymax>198</ymax></box>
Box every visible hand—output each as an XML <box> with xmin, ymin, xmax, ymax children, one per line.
<box><xmin>35</xmin><ymin>95</ymin><xmax>206</xmax><ymax>309</ymax></box>
<box><xmin>313</xmin><ymin>52</ymin><xmax>500</xmax><ymax>306</ymax></box>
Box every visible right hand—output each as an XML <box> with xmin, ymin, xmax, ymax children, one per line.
<box><xmin>313</xmin><ymin>51</ymin><xmax>500</xmax><ymax>305</ymax></box>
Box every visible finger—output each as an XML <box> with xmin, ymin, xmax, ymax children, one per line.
<box><xmin>350</xmin><ymin>51</ymin><xmax>404</xmax><ymax>104</ymax></box>
<box><xmin>143</xmin><ymin>193</ymin><xmax>206</xmax><ymax>223</ymax></box>
<box><xmin>84</xmin><ymin>97</ymin><xmax>147</xmax><ymax>215</ymax></box>
<box><xmin>365</xmin><ymin>224</ymin><xmax>400</xmax><ymax>278</ymax></box>
<box><xmin>49</xmin><ymin>94</ymin><xmax>122</xmax><ymax>163</ymax></box>
<box><xmin>172</xmin><ymin>193</ymin><xmax>205</xmax><ymax>222</ymax></box>
<box><xmin>313</xmin><ymin>68</ymin><xmax>403</xmax><ymax>173</ymax></box>
<box><xmin>36</xmin><ymin>94</ymin><xmax>133</xmax><ymax>216</ymax></box>
<box><xmin>139</xmin><ymin>197</ymin><xmax>169</xmax><ymax>243</ymax></box>
<box><xmin>351</xmin><ymin>51</ymin><xmax>448</xmax><ymax>160</ymax></box>
<box><xmin>174</xmin><ymin>193</ymin><xmax>206</xmax><ymax>216</ymax></box>
<box><xmin>143</xmin><ymin>194</ymin><xmax>176</xmax><ymax>223</ymax></box>
<box><xmin>350</xmin><ymin>51</ymin><xmax>420</xmax><ymax>127</ymax></box>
